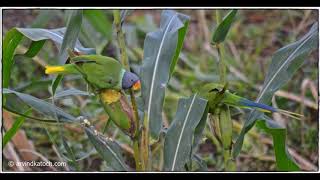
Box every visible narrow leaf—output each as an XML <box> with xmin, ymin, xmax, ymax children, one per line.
<box><xmin>233</xmin><ymin>23</ymin><xmax>318</xmax><ymax>159</ymax></box>
<box><xmin>164</xmin><ymin>94</ymin><xmax>207</xmax><ymax>171</ymax></box>
<box><xmin>58</xmin><ymin>10</ymin><xmax>83</xmax><ymax>63</ymax></box>
<box><xmin>3</xmin><ymin>109</ymin><xmax>32</xmax><ymax>147</ymax></box>
<box><xmin>3</xmin><ymin>28</ymin><xmax>24</xmax><ymax>88</ymax></box>
<box><xmin>3</xmin><ymin>88</ymin><xmax>77</xmax><ymax>123</ymax></box>
<box><xmin>256</xmin><ymin>115</ymin><xmax>300</xmax><ymax>171</ymax></box>
<box><xmin>16</xmin><ymin>27</ymin><xmax>95</xmax><ymax>55</ymax></box>
<box><xmin>52</xmin><ymin>75</ymin><xmax>64</xmax><ymax>96</ymax></box>
<box><xmin>84</xmin><ymin>126</ymin><xmax>128</xmax><ymax>171</ymax></box>
<box><xmin>53</xmin><ymin>88</ymin><xmax>91</xmax><ymax>99</ymax></box>
<box><xmin>141</xmin><ymin>10</ymin><xmax>190</xmax><ymax>139</ymax></box>
<box><xmin>169</xmin><ymin>13</ymin><xmax>190</xmax><ymax>78</ymax></box>
<box><xmin>61</xmin><ymin>136</ymin><xmax>79</xmax><ymax>171</ymax></box>
<box><xmin>192</xmin><ymin>105</ymin><xmax>209</xmax><ymax>151</ymax></box>
<box><xmin>211</xmin><ymin>10</ymin><xmax>237</xmax><ymax>45</ymax></box>
<box><xmin>24</xmin><ymin>40</ymin><xmax>46</xmax><ymax>58</ymax></box>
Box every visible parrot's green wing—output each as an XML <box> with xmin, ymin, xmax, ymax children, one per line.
<box><xmin>71</xmin><ymin>55</ymin><xmax>125</xmax><ymax>90</ymax></box>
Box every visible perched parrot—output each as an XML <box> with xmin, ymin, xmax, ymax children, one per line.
<box><xmin>198</xmin><ymin>83</ymin><xmax>302</xmax><ymax>120</ymax></box>
<box><xmin>45</xmin><ymin>55</ymin><xmax>141</xmax><ymax>104</ymax></box>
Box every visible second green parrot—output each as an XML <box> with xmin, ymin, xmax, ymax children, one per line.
<box><xmin>198</xmin><ymin>83</ymin><xmax>302</xmax><ymax>120</ymax></box>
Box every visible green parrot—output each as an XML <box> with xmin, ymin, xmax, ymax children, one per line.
<box><xmin>45</xmin><ymin>55</ymin><xmax>141</xmax><ymax>92</ymax></box>
<box><xmin>198</xmin><ymin>83</ymin><xmax>302</xmax><ymax>120</ymax></box>
<box><xmin>45</xmin><ymin>54</ymin><xmax>140</xmax><ymax>136</ymax></box>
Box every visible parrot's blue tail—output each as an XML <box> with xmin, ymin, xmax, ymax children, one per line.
<box><xmin>239</xmin><ymin>99</ymin><xmax>277</xmax><ymax>112</ymax></box>
<box><xmin>239</xmin><ymin>99</ymin><xmax>303</xmax><ymax>120</ymax></box>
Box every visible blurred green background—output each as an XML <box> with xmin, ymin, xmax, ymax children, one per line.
<box><xmin>2</xmin><ymin>9</ymin><xmax>318</xmax><ymax>171</ymax></box>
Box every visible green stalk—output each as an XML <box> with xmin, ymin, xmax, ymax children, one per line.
<box><xmin>214</xmin><ymin>10</ymin><xmax>234</xmax><ymax>171</ymax></box>
<box><xmin>218</xmin><ymin>105</ymin><xmax>236</xmax><ymax>171</ymax></box>
<box><xmin>113</xmin><ymin>10</ymin><xmax>142</xmax><ymax>171</ymax></box>
<box><xmin>215</xmin><ymin>10</ymin><xmax>226</xmax><ymax>85</ymax></box>
<box><xmin>217</xmin><ymin>44</ymin><xmax>227</xmax><ymax>84</ymax></box>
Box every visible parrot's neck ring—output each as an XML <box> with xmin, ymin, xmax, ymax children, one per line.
<box><xmin>118</xmin><ymin>69</ymin><xmax>126</xmax><ymax>90</ymax></box>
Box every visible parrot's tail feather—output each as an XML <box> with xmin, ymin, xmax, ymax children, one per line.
<box><xmin>45</xmin><ymin>64</ymin><xmax>78</xmax><ymax>75</ymax></box>
<box><xmin>276</xmin><ymin>109</ymin><xmax>304</xmax><ymax>120</ymax></box>
<box><xmin>239</xmin><ymin>98</ymin><xmax>303</xmax><ymax>120</ymax></box>
<box><xmin>239</xmin><ymin>99</ymin><xmax>277</xmax><ymax>112</ymax></box>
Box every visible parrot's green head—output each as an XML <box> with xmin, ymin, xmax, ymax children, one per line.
<box><xmin>122</xmin><ymin>71</ymin><xmax>141</xmax><ymax>91</ymax></box>
<box><xmin>198</xmin><ymin>83</ymin><xmax>225</xmax><ymax>99</ymax></box>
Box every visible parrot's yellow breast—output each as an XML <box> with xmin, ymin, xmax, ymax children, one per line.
<box><xmin>101</xmin><ymin>89</ymin><xmax>121</xmax><ymax>104</ymax></box>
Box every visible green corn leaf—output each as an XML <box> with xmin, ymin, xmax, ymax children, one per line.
<box><xmin>15</xmin><ymin>78</ymin><xmax>54</xmax><ymax>92</ymax></box>
<box><xmin>52</xmin><ymin>74</ymin><xmax>64</xmax><ymax>96</ymax></box>
<box><xmin>84</xmin><ymin>126</ymin><xmax>129</xmax><ymax>171</ymax></box>
<box><xmin>141</xmin><ymin>10</ymin><xmax>190</xmax><ymax>139</ymax></box>
<box><xmin>58</xmin><ymin>10</ymin><xmax>83</xmax><ymax>63</ymax></box>
<box><xmin>211</xmin><ymin>10</ymin><xmax>238</xmax><ymax>45</ymax></box>
<box><xmin>83</xmin><ymin>10</ymin><xmax>112</xmax><ymax>40</ymax></box>
<box><xmin>169</xmin><ymin>13</ymin><xmax>190</xmax><ymax>79</ymax></box>
<box><xmin>164</xmin><ymin>94</ymin><xmax>207</xmax><ymax>171</ymax></box>
<box><xmin>16</xmin><ymin>27</ymin><xmax>95</xmax><ymax>54</ymax></box>
<box><xmin>3</xmin><ymin>28</ymin><xmax>24</xmax><ymax>89</ymax></box>
<box><xmin>3</xmin><ymin>24</ymin><xmax>95</xmax><ymax>93</ymax></box>
<box><xmin>233</xmin><ymin>23</ymin><xmax>318</xmax><ymax>161</ymax></box>
<box><xmin>61</xmin><ymin>136</ymin><xmax>79</xmax><ymax>171</ymax></box>
<box><xmin>53</xmin><ymin>88</ymin><xmax>91</xmax><ymax>99</ymax></box>
<box><xmin>192</xmin><ymin>105</ymin><xmax>209</xmax><ymax>152</ymax></box>
<box><xmin>3</xmin><ymin>88</ymin><xmax>77</xmax><ymax>123</ymax></box>
<box><xmin>24</xmin><ymin>40</ymin><xmax>46</xmax><ymax>58</ymax></box>
<box><xmin>3</xmin><ymin>109</ymin><xmax>32</xmax><ymax>147</ymax></box>
<box><xmin>256</xmin><ymin>115</ymin><xmax>300</xmax><ymax>171</ymax></box>
<box><xmin>3</xmin><ymin>106</ymin><xmax>58</xmax><ymax>123</ymax></box>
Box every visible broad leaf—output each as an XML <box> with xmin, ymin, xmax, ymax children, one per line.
<box><xmin>256</xmin><ymin>115</ymin><xmax>300</xmax><ymax>171</ymax></box>
<box><xmin>3</xmin><ymin>88</ymin><xmax>77</xmax><ymax>123</ymax></box>
<box><xmin>141</xmin><ymin>10</ymin><xmax>190</xmax><ymax>139</ymax></box>
<box><xmin>164</xmin><ymin>94</ymin><xmax>207</xmax><ymax>171</ymax></box>
<box><xmin>233</xmin><ymin>23</ymin><xmax>318</xmax><ymax>160</ymax></box>
<box><xmin>211</xmin><ymin>10</ymin><xmax>238</xmax><ymax>45</ymax></box>
<box><xmin>84</xmin><ymin>126</ymin><xmax>129</xmax><ymax>171</ymax></box>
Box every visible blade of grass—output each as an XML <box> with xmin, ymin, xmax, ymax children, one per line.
<box><xmin>3</xmin><ymin>109</ymin><xmax>32</xmax><ymax>147</ymax></box>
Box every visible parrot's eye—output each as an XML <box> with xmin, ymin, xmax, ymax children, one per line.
<box><xmin>209</xmin><ymin>88</ymin><xmax>219</xmax><ymax>93</ymax></box>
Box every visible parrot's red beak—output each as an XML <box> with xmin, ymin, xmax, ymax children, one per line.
<box><xmin>132</xmin><ymin>80</ymin><xmax>141</xmax><ymax>91</ymax></box>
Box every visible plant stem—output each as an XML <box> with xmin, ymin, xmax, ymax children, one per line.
<box><xmin>113</xmin><ymin>10</ymin><xmax>142</xmax><ymax>171</ymax></box>
<box><xmin>215</xmin><ymin>10</ymin><xmax>227</xmax><ymax>85</ymax></box>
<box><xmin>217</xmin><ymin>44</ymin><xmax>227</xmax><ymax>84</ymax></box>
<box><xmin>214</xmin><ymin>10</ymin><xmax>234</xmax><ymax>171</ymax></box>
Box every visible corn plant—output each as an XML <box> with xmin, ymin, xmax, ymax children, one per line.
<box><xmin>2</xmin><ymin>9</ymin><xmax>318</xmax><ymax>172</ymax></box>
